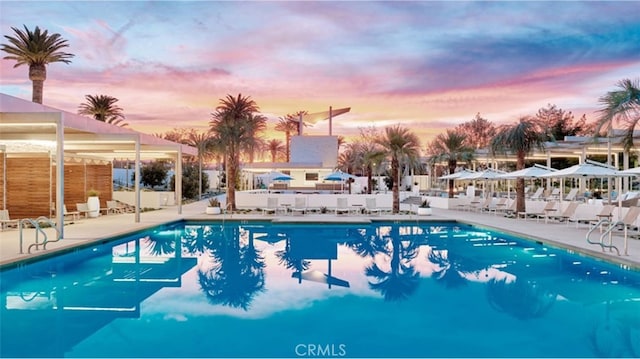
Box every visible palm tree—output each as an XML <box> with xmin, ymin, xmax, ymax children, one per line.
<box><xmin>265</xmin><ymin>139</ymin><xmax>284</xmax><ymax>162</ymax></box>
<box><xmin>375</xmin><ymin>125</ymin><xmax>421</xmax><ymax>213</ymax></box>
<box><xmin>594</xmin><ymin>78</ymin><xmax>640</xmax><ymax>152</ymax></box>
<box><xmin>184</xmin><ymin>130</ymin><xmax>213</xmax><ymax>200</ymax></box>
<box><xmin>78</xmin><ymin>94</ymin><xmax>128</xmax><ymax>127</ymax></box>
<box><xmin>1</xmin><ymin>25</ymin><xmax>74</xmax><ymax>104</ymax></box>
<box><xmin>209</xmin><ymin>94</ymin><xmax>264</xmax><ymax>211</ymax></box>
<box><xmin>490</xmin><ymin>116</ymin><xmax>547</xmax><ymax>214</ymax></box>
<box><xmin>427</xmin><ymin>129</ymin><xmax>475</xmax><ymax>198</ymax></box>
<box><xmin>274</xmin><ymin>115</ymin><xmax>300</xmax><ymax>162</ymax></box>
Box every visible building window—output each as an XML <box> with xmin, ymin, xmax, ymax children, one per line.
<box><xmin>305</xmin><ymin>173</ymin><xmax>318</xmax><ymax>181</ymax></box>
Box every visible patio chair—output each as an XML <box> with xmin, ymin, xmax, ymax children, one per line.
<box><xmin>528</xmin><ymin>187</ymin><xmax>544</xmax><ymax>200</ymax></box>
<box><xmin>76</xmin><ymin>203</ymin><xmax>91</xmax><ymax>218</ymax></box>
<box><xmin>262</xmin><ymin>197</ymin><xmax>279</xmax><ymax>215</ymax></box>
<box><xmin>488</xmin><ymin>197</ymin><xmax>508</xmax><ymax>215</ymax></box>
<box><xmin>517</xmin><ymin>200</ymin><xmax>557</xmax><ymax>222</ymax></box>
<box><xmin>564</xmin><ymin>188</ymin><xmax>579</xmax><ymax>202</ymax></box>
<box><xmin>569</xmin><ymin>204</ymin><xmax>614</xmax><ymax>230</ymax></box>
<box><xmin>548</xmin><ymin>201</ymin><xmax>580</xmax><ymax>225</ymax></box>
<box><xmin>365</xmin><ymin>198</ymin><xmax>381</xmax><ymax>215</ymax></box>
<box><xmin>290</xmin><ymin>197</ymin><xmax>307</xmax><ymax>215</ymax></box>
<box><xmin>0</xmin><ymin>209</ymin><xmax>20</xmax><ymax>230</ymax></box>
<box><xmin>63</xmin><ymin>205</ymin><xmax>81</xmax><ymax>220</ymax></box>
<box><xmin>335</xmin><ymin>197</ymin><xmax>351</xmax><ymax>215</ymax></box>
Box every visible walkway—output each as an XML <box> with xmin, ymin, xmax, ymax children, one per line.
<box><xmin>1</xmin><ymin>200</ymin><xmax>639</xmax><ymax>269</ymax></box>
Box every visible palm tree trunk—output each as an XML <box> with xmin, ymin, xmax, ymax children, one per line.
<box><xmin>367</xmin><ymin>166</ymin><xmax>373</xmax><ymax>194</ymax></box>
<box><xmin>29</xmin><ymin>64</ymin><xmax>46</xmax><ymax>104</ymax></box>
<box><xmin>392</xmin><ymin>158</ymin><xmax>399</xmax><ymax>213</ymax></box>
<box><xmin>448</xmin><ymin>160</ymin><xmax>457</xmax><ymax>198</ymax></box>
<box><xmin>516</xmin><ymin>150</ymin><xmax>526</xmax><ymax>214</ymax></box>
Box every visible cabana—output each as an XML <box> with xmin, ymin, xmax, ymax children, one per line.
<box><xmin>0</xmin><ymin>93</ymin><xmax>197</xmax><ymax>238</ymax></box>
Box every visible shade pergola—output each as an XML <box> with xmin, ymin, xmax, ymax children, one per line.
<box><xmin>0</xmin><ymin>93</ymin><xmax>197</xmax><ymax>237</ymax></box>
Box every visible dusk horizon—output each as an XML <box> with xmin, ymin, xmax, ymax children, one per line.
<box><xmin>1</xmin><ymin>1</ymin><xmax>639</xmax><ymax>143</ymax></box>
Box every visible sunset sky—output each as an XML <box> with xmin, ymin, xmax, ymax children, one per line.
<box><xmin>1</xmin><ymin>1</ymin><xmax>639</xmax><ymax>144</ymax></box>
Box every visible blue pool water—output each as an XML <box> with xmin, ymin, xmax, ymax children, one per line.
<box><xmin>1</xmin><ymin>220</ymin><xmax>639</xmax><ymax>358</ymax></box>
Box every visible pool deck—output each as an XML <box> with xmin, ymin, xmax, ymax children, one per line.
<box><xmin>1</xmin><ymin>200</ymin><xmax>640</xmax><ymax>270</ymax></box>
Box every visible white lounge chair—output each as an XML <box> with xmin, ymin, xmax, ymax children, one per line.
<box><xmin>0</xmin><ymin>209</ymin><xmax>20</xmax><ymax>230</ymax></box>
<box><xmin>335</xmin><ymin>197</ymin><xmax>351</xmax><ymax>215</ymax></box>
<box><xmin>290</xmin><ymin>197</ymin><xmax>307</xmax><ymax>215</ymax></box>
<box><xmin>548</xmin><ymin>201</ymin><xmax>580</xmax><ymax>225</ymax></box>
<box><xmin>365</xmin><ymin>198</ymin><xmax>381</xmax><ymax>215</ymax></box>
<box><xmin>518</xmin><ymin>201</ymin><xmax>557</xmax><ymax>222</ymax></box>
<box><xmin>76</xmin><ymin>203</ymin><xmax>91</xmax><ymax>218</ymax></box>
<box><xmin>262</xmin><ymin>197</ymin><xmax>279</xmax><ymax>215</ymax></box>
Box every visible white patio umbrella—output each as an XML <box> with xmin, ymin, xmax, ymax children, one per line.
<box><xmin>498</xmin><ymin>164</ymin><xmax>557</xmax><ymax>199</ymax></box>
<box><xmin>497</xmin><ymin>164</ymin><xmax>557</xmax><ymax>179</ymax></box>
<box><xmin>438</xmin><ymin>169</ymin><xmax>476</xmax><ymax>180</ymax></box>
<box><xmin>537</xmin><ymin>161</ymin><xmax>620</xmax><ymax>202</ymax></box>
<box><xmin>459</xmin><ymin>168</ymin><xmax>506</xmax><ymax>197</ymax></box>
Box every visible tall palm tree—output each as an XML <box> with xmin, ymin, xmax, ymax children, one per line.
<box><xmin>274</xmin><ymin>115</ymin><xmax>300</xmax><ymax>162</ymax></box>
<box><xmin>490</xmin><ymin>116</ymin><xmax>547</xmax><ymax>214</ymax></box>
<box><xmin>209</xmin><ymin>94</ymin><xmax>264</xmax><ymax>211</ymax></box>
<box><xmin>375</xmin><ymin>125</ymin><xmax>421</xmax><ymax>213</ymax></box>
<box><xmin>242</xmin><ymin>113</ymin><xmax>267</xmax><ymax>164</ymax></box>
<box><xmin>593</xmin><ymin>78</ymin><xmax>640</xmax><ymax>152</ymax></box>
<box><xmin>265</xmin><ymin>139</ymin><xmax>284</xmax><ymax>162</ymax></box>
<box><xmin>427</xmin><ymin>129</ymin><xmax>475</xmax><ymax>198</ymax></box>
<box><xmin>1</xmin><ymin>25</ymin><xmax>74</xmax><ymax>104</ymax></box>
<box><xmin>78</xmin><ymin>94</ymin><xmax>128</xmax><ymax>127</ymax></box>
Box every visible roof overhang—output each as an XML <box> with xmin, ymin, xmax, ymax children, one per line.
<box><xmin>0</xmin><ymin>93</ymin><xmax>197</xmax><ymax>160</ymax></box>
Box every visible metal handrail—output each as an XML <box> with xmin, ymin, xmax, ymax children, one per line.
<box><xmin>18</xmin><ymin>217</ymin><xmax>61</xmax><ymax>254</ymax></box>
<box><xmin>585</xmin><ymin>218</ymin><xmax>620</xmax><ymax>255</ymax></box>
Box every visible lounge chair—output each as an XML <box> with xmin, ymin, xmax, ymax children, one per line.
<box><xmin>76</xmin><ymin>203</ymin><xmax>91</xmax><ymax>218</ymax></box>
<box><xmin>63</xmin><ymin>204</ymin><xmax>81</xmax><ymax>220</ymax></box>
<box><xmin>335</xmin><ymin>197</ymin><xmax>351</xmax><ymax>215</ymax></box>
<box><xmin>548</xmin><ymin>201</ymin><xmax>580</xmax><ymax>225</ymax></box>
<box><xmin>600</xmin><ymin>206</ymin><xmax>640</xmax><ymax>255</ymax></box>
<box><xmin>571</xmin><ymin>204</ymin><xmax>615</xmax><ymax>229</ymax></box>
<box><xmin>106</xmin><ymin>200</ymin><xmax>124</xmax><ymax>214</ymax></box>
<box><xmin>528</xmin><ymin>187</ymin><xmax>544</xmax><ymax>200</ymax></box>
<box><xmin>518</xmin><ymin>201</ymin><xmax>557</xmax><ymax>222</ymax></box>
<box><xmin>365</xmin><ymin>198</ymin><xmax>381</xmax><ymax>215</ymax></box>
<box><xmin>0</xmin><ymin>209</ymin><xmax>20</xmax><ymax>230</ymax></box>
<box><xmin>290</xmin><ymin>197</ymin><xmax>307</xmax><ymax>215</ymax></box>
<box><xmin>488</xmin><ymin>197</ymin><xmax>508</xmax><ymax>215</ymax></box>
<box><xmin>563</xmin><ymin>188</ymin><xmax>579</xmax><ymax>202</ymax></box>
<box><xmin>262</xmin><ymin>197</ymin><xmax>279</xmax><ymax>215</ymax></box>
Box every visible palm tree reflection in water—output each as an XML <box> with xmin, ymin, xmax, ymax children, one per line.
<box><xmin>364</xmin><ymin>224</ymin><xmax>420</xmax><ymax>301</ymax></box>
<box><xmin>197</xmin><ymin>225</ymin><xmax>266</xmax><ymax>311</ymax></box>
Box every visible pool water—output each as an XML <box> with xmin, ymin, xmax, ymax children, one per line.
<box><xmin>1</xmin><ymin>220</ymin><xmax>639</xmax><ymax>358</ymax></box>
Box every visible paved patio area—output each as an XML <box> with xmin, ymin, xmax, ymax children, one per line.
<box><xmin>1</xmin><ymin>199</ymin><xmax>639</xmax><ymax>270</ymax></box>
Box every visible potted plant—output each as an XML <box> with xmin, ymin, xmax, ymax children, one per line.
<box><xmin>87</xmin><ymin>189</ymin><xmax>101</xmax><ymax>218</ymax></box>
<box><xmin>206</xmin><ymin>197</ymin><xmax>221</xmax><ymax>215</ymax></box>
<box><xmin>417</xmin><ymin>199</ymin><xmax>432</xmax><ymax>216</ymax></box>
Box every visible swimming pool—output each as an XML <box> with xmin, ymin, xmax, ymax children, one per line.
<box><xmin>1</xmin><ymin>220</ymin><xmax>639</xmax><ymax>358</ymax></box>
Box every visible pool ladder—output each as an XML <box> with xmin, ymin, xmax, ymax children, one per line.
<box><xmin>585</xmin><ymin>218</ymin><xmax>620</xmax><ymax>256</ymax></box>
<box><xmin>19</xmin><ymin>216</ymin><xmax>61</xmax><ymax>254</ymax></box>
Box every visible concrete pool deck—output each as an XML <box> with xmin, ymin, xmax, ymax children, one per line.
<box><xmin>1</xmin><ymin>199</ymin><xmax>639</xmax><ymax>270</ymax></box>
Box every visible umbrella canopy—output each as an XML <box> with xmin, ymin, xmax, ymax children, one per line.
<box><xmin>461</xmin><ymin>168</ymin><xmax>506</xmax><ymax>180</ymax></box>
<box><xmin>498</xmin><ymin>164</ymin><xmax>557</xmax><ymax>179</ymax></box>
<box><xmin>537</xmin><ymin>163</ymin><xmax>619</xmax><ymax>178</ymax></box>
<box><xmin>257</xmin><ymin>170</ymin><xmax>294</xmax><ymax>181</ymax></box>
<box><xmin>438</xmin><ymin>169</ymin><xmax>476</xmax><ymax>180</ymax></box>
<box><xmin>616</xmin><ymin>167</ymin><xmax>640</xmax><ymax>176</ymax></box>
<box><xmin>323</xmin><ymin>170</ymin><xmax>356</xmax><ymax>181</ymax></box>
